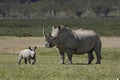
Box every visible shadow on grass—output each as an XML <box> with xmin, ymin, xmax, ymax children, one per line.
<box><xmin>73</xmin><ymin>63</ymin><xmax>91</xmax><ymax>65</ymax></box>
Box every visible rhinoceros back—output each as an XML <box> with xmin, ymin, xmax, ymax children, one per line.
<box><xmin>73</xmin><ymin>29</ymin><xmax>100</xmax><ymax>54</ymax></box>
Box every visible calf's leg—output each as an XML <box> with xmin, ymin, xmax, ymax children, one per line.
<box><xmin>18</xmin><ymin>57</ymin><xmax>22</xmax><ymax>65</ymax></box>
<box><xmin>24</xmin><ymin>58</ymin><xmax>27</xmax><ymax>64</ymax></box>
<box><xmin>31</xmin><ymin>58</ymin><xmax>36</xmax><ymax>65</ymax></box>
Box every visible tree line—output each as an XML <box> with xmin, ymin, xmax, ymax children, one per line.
<box><xmin>0</xmin><ymin>0</ymin><xmax>120</xmax><ymax>19</ymax></box>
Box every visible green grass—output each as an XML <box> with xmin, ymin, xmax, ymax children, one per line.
<box><xmin>0</xmin><ymin>48</ymin><xmax>120</xmax><ymax>80</ymax></box>
<box><xmin>0</xmin><ymin>17</ymin><xmax>120</xmax><ymax>37</ymax></box>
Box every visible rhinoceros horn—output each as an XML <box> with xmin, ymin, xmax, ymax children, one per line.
<box><xmin>43</xmin><ymin>26</ymin><xmax>49</xmax><ymax>39</ymax></box>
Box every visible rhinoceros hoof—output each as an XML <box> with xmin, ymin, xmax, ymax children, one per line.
<box><xmin>66</xmin><ymin>62</ymin><xmax>72</xmax><ymax>64</ymax></box>
<box><xmin>87</xmin><ymin>62</ymin><xmax>92</xmax><ymax>64</ymax></box>
<box><xmin>96</xmin><ymin>62</ymin><xmax>101</xmax><ymax>64</ymax></box>
<box><xmin>58</xmin><ymin>62</ymin><xmax>65</xmax><ymax>64</ymax></box>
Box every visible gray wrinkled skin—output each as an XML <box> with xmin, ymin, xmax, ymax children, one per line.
<box><xmin>18</xmin><ymin>46</ymin><xmax>37</xmax><ymax>65</ymax></box>
<box><xmin>43</xmin><ymin>25</ymin><xmax>102</xmax><ymax>64</ymax></box>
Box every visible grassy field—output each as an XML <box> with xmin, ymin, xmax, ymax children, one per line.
<box><xmin>0</xmin><ymin>48</ymin><xmax>119</xmax><ymax>80</ymax></box>
<box><xmin>0</xmin><ymin>18</ymin><xmax>120</xmax><ymax>80</ymax></box>
<box><xmin>0</xmin><ymin>17</ymin><xmax>120</xmax><ymax>37</ymax></box>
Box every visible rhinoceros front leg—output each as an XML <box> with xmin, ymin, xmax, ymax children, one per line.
<box><xmin>66</xmin><ymin>50</ymin><xmax>73</xmax><ymax>64</ymax></box>
<box><xmin>57</xmin><ymin>48</ymin><xmax>65</xmax><ymax>64</ymax></box>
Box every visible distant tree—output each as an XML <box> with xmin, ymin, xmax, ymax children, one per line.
<box><xmin>76</xmin><ymin>10</ymin><xmax>83</xmax><ymax>17</ymax></box>
<box><xmin>18</xmin><ymin>0</ymin><xmax>27</xmax><ymax>3</ymax></box>
<box><xmin>0</xmin><ymin>9</ymin><xmax>6</xmax><ymax>18</ymax></box>
<box><xmin>102</xmin><ymin>8</ymin><xmax>110</xmax><ymax>17</ymax></box>
<box><xmin>0</xmin><ymin>3</ymin><xmax>11</xmax><ymax>18</ymax></box>
<box><xmin>31</xmin><ymin>0</ymin><xmax>39</xmax><ymax>2</ymax></box>
<box><xmin>92</xmin><ymin>6</ymin><xmax>102</xmax><ymax>17</ymax></box>
<box><xmin>0</xmin><ymin>0</ymin><xmax>119</xmax><ymax>18</ymax></box>
<box><xmin>90</xmin><ymin>0</ymin><xmax>113</xmax><ymax>17</ymax></box>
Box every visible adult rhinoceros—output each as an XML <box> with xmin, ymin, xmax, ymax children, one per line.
<box><xmin>43</xmin><ymin>25</ymin><xmax>102</xmax><ymax>64</ymax></box>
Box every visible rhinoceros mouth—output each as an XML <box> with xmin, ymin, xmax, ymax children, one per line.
<box><xmin>45</xmin><ymin>42</ymin><xmax>53</xmax><ymax>48</ymax></box>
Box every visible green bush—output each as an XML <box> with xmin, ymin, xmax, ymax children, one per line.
<box><xmin>0</xmin><ymin>18</ymin><xmax>120</xmax><ymax>37</ymax></box>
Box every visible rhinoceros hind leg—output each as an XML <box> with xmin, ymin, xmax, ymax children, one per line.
<box><xmin>87</xmin><ymin>50</ymin><xmax>94</xmax><ymax>64</ymax></box>
<box><xmin>94</xmin><ymin>42</ymin><xmax>102</xmax><ymax>64</ymax></box>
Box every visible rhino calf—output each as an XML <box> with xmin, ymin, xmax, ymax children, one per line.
<box><xmin>18</xmin><ymin>46</ymin><xmax>37</xmax><ymax>65</ymax></box>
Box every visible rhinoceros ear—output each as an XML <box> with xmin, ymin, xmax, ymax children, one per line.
<box><xmin>52</xmin><ymin>26</ymin><xmax>55</xmax><ymax>30</ymax></box>
<box><xmin>58</xmin><ymin>25</ymin><xmax>64</xmax><ymax>30</ymax></box>
<box><xmin>58</xmin><ymin>25</ymin><xmax>61</xmax><ymax>30</ymax></box>
<box><xmin>52</xmin><ymin>26</ymin><xmax>57</xmax><ymax>30</ymax></box>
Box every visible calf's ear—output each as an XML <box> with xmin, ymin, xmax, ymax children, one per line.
<box><xmin>28</xmin><ymin>47</ymin><xmax>32</xmax><ymax>50</ymax></box>
<box><xmin>34</xmin><ymin>46</ymin><xmax>37</xmax><ymax>51</ymax></box>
